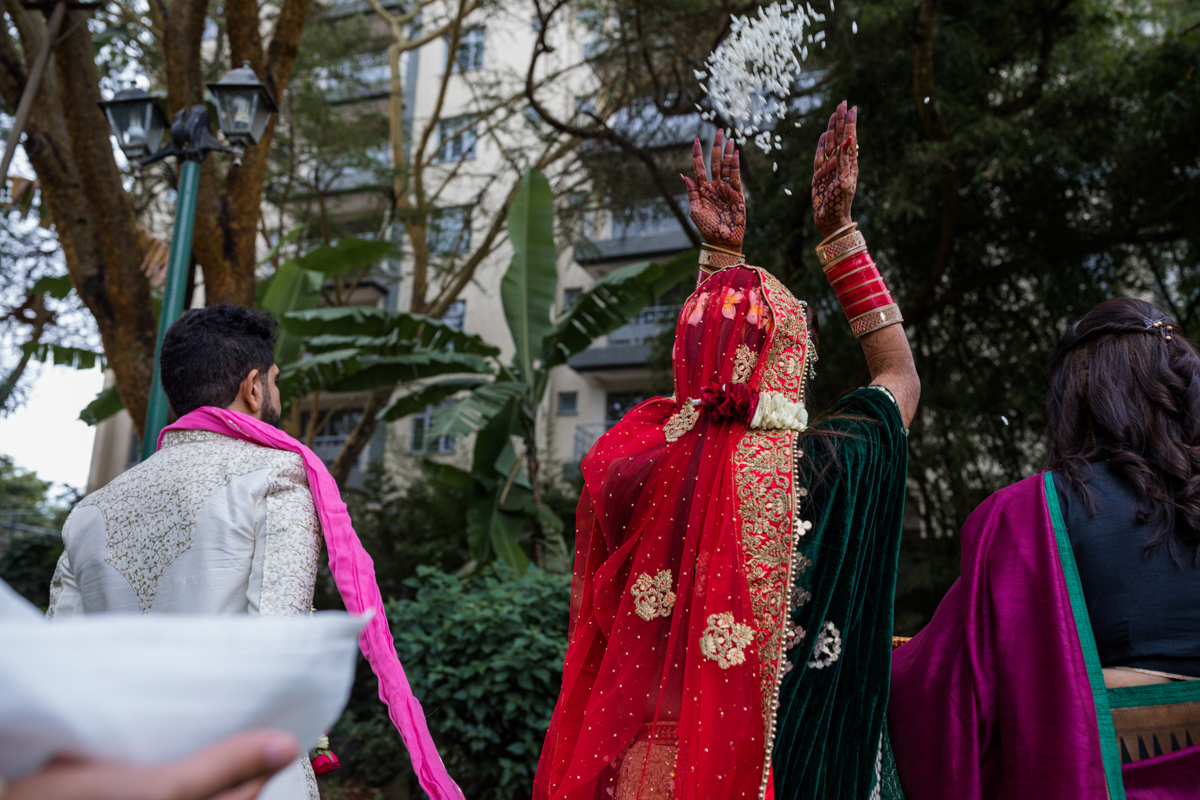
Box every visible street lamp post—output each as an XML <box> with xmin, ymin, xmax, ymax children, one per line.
<box><xmin>99</xmin><ymin>63</ymin><xmax>277</xmax><ymax>460</ymax></box>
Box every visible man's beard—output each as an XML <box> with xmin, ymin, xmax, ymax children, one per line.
<box><xmin>260</xmin><ymin>402</ymin><xmax>281</xmax><ymax>428</ymax></box>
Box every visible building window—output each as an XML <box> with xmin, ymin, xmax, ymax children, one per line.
<box><xmin>557</xmin><ymin>391</ymin><xmax>578</xmax><ymax>416</ymax></box>
<box><xmin>448</xmin><ymin>27</ymin><xmax>485</xmax><ymax>73</ymax></box>
<box><xmin>562</xmin><ymin>287</ymin><xmax>582</xmax><ymax>309</ymax></box>
<box><xmin>440</xmin><ymin>299</ymin><xmax>466</xmax><ymax>331</ymax></box>
<box><xmin>429</xmin><ymin>207</ymin><xmax>471</xmax><ymax>256</ymax></box>
<box><xmin>436</xmin><ymin>116</ymin><xmax>477</xmax><ymax>162</ymax></box>
<box><xmin>411</xmin><ymin>403</ymin><xmax>455</xmax><ymax>454</ymax></box>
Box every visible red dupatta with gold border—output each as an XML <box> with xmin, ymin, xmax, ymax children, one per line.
<box><xmin>534</xmin><ymin>266</ymin><xmax>812</xmax><ymax>800</ymax></box>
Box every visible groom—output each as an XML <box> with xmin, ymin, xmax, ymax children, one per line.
<box><xmin>48</xmin><ymin>304</ymin><xmax>324</xmax><ymax>799</ymax></box>
<box><xmin>47</xmin><ymin>303</ymin><xmax>463</xmax><ymax>800</ymax></box>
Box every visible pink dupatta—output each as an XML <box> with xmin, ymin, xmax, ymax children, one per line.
<box><xmin>160</xmin><ymin>407</ymin><xmax>464</xmax><ymax>800</ymax></box>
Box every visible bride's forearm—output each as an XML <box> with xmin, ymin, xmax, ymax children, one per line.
<box><xmin>860</xmin><ymin>323</ymin><xmax>920</xmax><ymax>429</ymax></box>
<box><xmin>817</xmin><ymin>222</ymin><xmax>920</xmax><ymax>428</ymax></box>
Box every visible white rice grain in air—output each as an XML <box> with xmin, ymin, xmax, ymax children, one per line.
<box><xmin>699</xmin><ymin>1</ymin><xmax>828</xmax><ymax>155</ymax></box>
<box><xmin>783</xmin><ymin>187</ymin><xmax>793</xmax><ymax>195</ymax></box>
<box><xmin>852</xmin><ymin>21</ymin><xmax>857</xmax><ymax>33</ymax></box>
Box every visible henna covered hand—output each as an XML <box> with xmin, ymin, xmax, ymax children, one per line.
<box><xmin>680</xmin><ymin>130</ymin><xmax>745</xmax><ymax>252</ymax></box>
<box><xmin>811</xmin><ymin>100</ymin><xmax>859</xmax><ymax>239</ymax></box>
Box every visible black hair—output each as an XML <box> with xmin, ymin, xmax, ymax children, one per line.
<box><xmin>159</xmin><ymin>303</ymin><xmax>278</xmax><ymax>417</ymax></box>
<box><xmin>1046</xmin><ymin>297</ymin><xmax>1200</xmax><ymax>564</ymax></box>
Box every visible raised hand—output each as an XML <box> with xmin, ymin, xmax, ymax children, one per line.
<box><xmin>811</xmin><ymin>101</ymin><xmax>859</xmax><ymax>239</ymax></box>
<box><xmin>680</xmin><ymin>130</ymin><xmax>745</xmax><ymax>252</ymax></box>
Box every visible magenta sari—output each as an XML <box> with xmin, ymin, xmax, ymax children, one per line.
<box><xmin>159</xmin><ymin>408</ymin><xmax>464</xmax><ymax>800</ymax></box>
<box><xmin>889</xmin><ymin>471</ymin><xmax>1200</xmax><ymax>800</ymax></box>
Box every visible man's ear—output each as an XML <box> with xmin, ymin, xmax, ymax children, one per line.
<box><xmin>239</xmin><ymin>368</ymin><xmax>262</xmax><ymax>415</ymax></box>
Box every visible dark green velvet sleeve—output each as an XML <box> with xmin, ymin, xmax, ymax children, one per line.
<box><xmin>772</xmin><ymin>387</ymin><xmax>909</xmax><ymax>800</ymax></box>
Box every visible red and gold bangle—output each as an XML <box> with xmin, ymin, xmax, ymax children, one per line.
<box><xmin>699</xmin><ymin>248</ymin><xmax>745</xmax><ymax>273</ymax></box>
<box><xmin>817</xmin><ymin>230</ymin><xmax>866</xmax><ymax>267</ymax></box>
<box><xmin>820</xmin><ymin>230</ymin><xmax>904</xmax><ymax>338</ymax></box>
<box><xmin>850</xmin><ymin>304</ymin><xmax>904</xmax><ymax>337</ymax></box>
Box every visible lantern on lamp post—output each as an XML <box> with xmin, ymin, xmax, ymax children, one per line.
<box><xmin>97</xmin><ymin>87</ymin><xmax>169</xmax><ymax>162</ymax></box>
<box><xmin>99</xmin><ymin>63</ymin><xmax>277</xmax><ymax>460</ymax></box>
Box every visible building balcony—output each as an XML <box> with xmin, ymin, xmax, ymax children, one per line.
<box><xmin>576</xmin><ymin>196</ymin><xmax>694</xmax><ymax>272</ymax></box>
<box><xmin>567</xmin><ymin>304</ymin><xmax>679</xmax><ymax>373</ymax></box>
<box><xmin>572</xmin><ymin>420</ymin><xmax>616</xmax><ymax>464</ymax></box>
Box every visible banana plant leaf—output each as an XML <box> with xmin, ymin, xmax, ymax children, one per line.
<box><xmin>20</xmin><ymin>341</ymin><xmax>105</xmax><ymax>370</ymax></box>
<box><xmin>376</xmin><ymin>376</ymin><xmax>493</xmax><ymax>423</ymax></box>
<box><xmin>501</xmin><ymin>168</ymin><xmax>557</xmax><ymax>383</ymax></box>
<box><xmin>260</xmin><ymin>261</ymin><xmax>325</xmax><ymax>365</ymax></box>
<box><xmin>277</xmin><ymin>349</ymin><xmax>490</xmax><ymax>401</ymax></box>
<box><xmin>426</xmin><ymin>380</ymin><xmax>528</xmax><ymax>441</ymax></box>
<box><xmin>466</xmin><ymin>399</ymin><xmax>531</xmax><ymax>572</ymax></box>
<box><xmin>541</xmin><ymin>248</ymin><xmax>698</xmax><ymax>372</ymax></box>
<box><xmin>418</xmin><ymin>460</ymin><xmax>474</xmax><ymax>488</ymax></box>
<box><xmin>79</xmin><ymin>385</ymin><xmax>124</xmax><ymax>426</ymax></box>
<box><xmin>294</xmin><ymin>237</ymin><xmax>394</xmax><ymax>277</ymax></box>
<box><xmin>282</xmin><ymin>307</ymin><xmax>499</xmax><ymax>356</ymax></box>
<box><xmin>29</xmin><ymin>274</ymin><xmax>74</xmax><ymax>299</ymax></box>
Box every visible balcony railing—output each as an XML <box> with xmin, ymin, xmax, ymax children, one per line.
<box><xmin>573</xmin><ymin>421</ymin><xmax>617</xmax><ymax>464</ymax></box>
<box><xmin>606</xmin><ymin>304</ymin><xmax>678</xmax><ymax>347</ymax></box>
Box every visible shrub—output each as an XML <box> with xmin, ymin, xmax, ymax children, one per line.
<box><xmin>327</xmin><ymin>564</ymin><xmax>571</xmax><ymax>800</ymax></box>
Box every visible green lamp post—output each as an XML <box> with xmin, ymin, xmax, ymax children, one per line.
<box><xmin>99</xmin><ymin>64</ymin><xmax>277</xmax><ymax>461</ymax></box>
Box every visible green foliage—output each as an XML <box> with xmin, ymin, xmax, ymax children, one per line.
<box><xmin>502</xmin><ymin>169</ymin><xmax>558</xmax><ymax>385</ymax></box>
<box><xmin>0</xmin><ymin>455</ymin><xmax>76</xmax><ymax>608</ymax></box>
<box><xmin>325</xmin><ymin>564</ymin><xmax>571</xmax><ymax>800</ymax></box>
<box><xmin>19</xmin><ymin>341</ymin><xmax>105</xmax><ymax>370</ymax></box>
<box><xmin>79</xmin><ymin>385</ymin><xmax>124</xmax><ymax>426</ymax></box>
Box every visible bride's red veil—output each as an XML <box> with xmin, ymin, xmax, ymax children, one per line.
<box><xmin>535</xmin><ymin>265</ymin><xmax>812</xmax><ymax>800</ymax></box>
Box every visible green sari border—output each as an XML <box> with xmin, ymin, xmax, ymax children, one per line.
<box><xmin>1109</xmin><ymin>680</ymin><xmax>1200</xmax><ymax>708</ymax></box>
<box><xmin>1043</xmin><ymin>471</ymin><xmax>1127</xmax><ymax>800</ymax></box>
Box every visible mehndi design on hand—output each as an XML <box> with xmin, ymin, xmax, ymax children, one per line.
<box><xmin>811</xmin><ymin>101</ymin><xmax>859</xmax><ymax>239</ymax></box>
<box><xmin>680</xmin><ymin>129</ymin><xmax>745</xmax><ymax>252</ymax></box>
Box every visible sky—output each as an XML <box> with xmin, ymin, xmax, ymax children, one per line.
<box><xmin>0</xmin><ymin>364</ymin><xmax>105</xmax><ymax>492</ymax></box>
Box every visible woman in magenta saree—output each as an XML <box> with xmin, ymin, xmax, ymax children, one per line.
<box><xmin>535</xmin><ymin>103</ymin><xmax>920</xmax><ymax>800</ymax></box>
<box><xmin>890</xmin><ymin>298</ymin><xmax>1200</xmax><ymax>799</ymax></box>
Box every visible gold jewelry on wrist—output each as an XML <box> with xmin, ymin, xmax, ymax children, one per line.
<box><xmin>699</xmin><ymin>249</ymin><xmax>745</xmax><ymax>267</ymax></box>
<box><xmin>702</xmin><ymin>242</ymin><xmax>745</xmax><ymax>258</ymax></box>
<box><xmin>850</xmin><ymin>303</ymin><xmax>904</xmax><ymax>338</ymax></box>
<box><xmin>818</xmin><ymin>230</ymin><xmax>867</xmax><ymax>268</ymax></box>
<box><xmin>817</xmin><ymin>222</ymin><xmax>857</xmax><ymax>248</ymax></box>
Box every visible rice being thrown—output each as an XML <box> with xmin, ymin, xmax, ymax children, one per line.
<box><xmin>695</xmin><ymin>1</ymin><xmax>831</xmax><ymax>155</ymax></box>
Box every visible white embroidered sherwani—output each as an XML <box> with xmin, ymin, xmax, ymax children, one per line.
<box><xmin>47</xmin><ymin>429</ymin><xmax>324</xmax><ymax>799</ymax></box>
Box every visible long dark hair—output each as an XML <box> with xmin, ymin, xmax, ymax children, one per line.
<box><xmin>1046</xmin><ymin>297</ymin><xmax>1200</xmax><ymax>563</ymax></box>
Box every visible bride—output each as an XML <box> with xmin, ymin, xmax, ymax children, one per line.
<box><xmin>534</xmin><ymin>102</ymin><xmax>918</xmax><ymax>800</ymax></box>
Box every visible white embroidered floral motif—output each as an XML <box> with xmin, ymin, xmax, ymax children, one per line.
<box><xmin>631</xmin><ymin>570</ymin><xmax>676</xmax><ymax>621</ymax></box>
<box><xmin>302</xmin><ymin>756</ymin><xmax>319</xmax><ymax>800</ymax></box>
<box><xmin>807</xmin><ymin>620</ymin><xmax>843</xmax><ymax>669</ymax></box>
<box><xmin>700</xmin><ymin>612</ymin><xmax>755</xmax><ymax>669</ymax></box>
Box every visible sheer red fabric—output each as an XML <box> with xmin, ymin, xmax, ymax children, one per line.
<box><xmin>535</xmin><ymin>266</ymin><xmax>813</xmax><ymax>800</ymax></box>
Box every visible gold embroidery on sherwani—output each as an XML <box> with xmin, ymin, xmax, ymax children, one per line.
<box><xmin>700</xmin><ymin>612</ymin><xmax>755</xmax><ymax>668</ymax></box>
<box><xmin>663</xmin><ymin>401</ymin><xmax>699</xmax><ymax>442</ymax></box>
<box><xmin>732</xmin><ymin>344</ymin><xmax>758</xmax><ymax>384</ymax></box>
<box><xmin>631</xmin><ymin>571</ymin><xmax>676</xmax><ymax>621</ymax></box>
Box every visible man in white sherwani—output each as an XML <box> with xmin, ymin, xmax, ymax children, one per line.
<box><xmin>47</xmin><ymin>304</ymin><xmax>324</xmax><ymax>799</ymax></box>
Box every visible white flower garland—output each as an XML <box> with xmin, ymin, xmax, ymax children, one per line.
<box><xmin>750</xmin><ymin>391</ymin><xmax>808</xmax><ymax>431</ymax></box>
